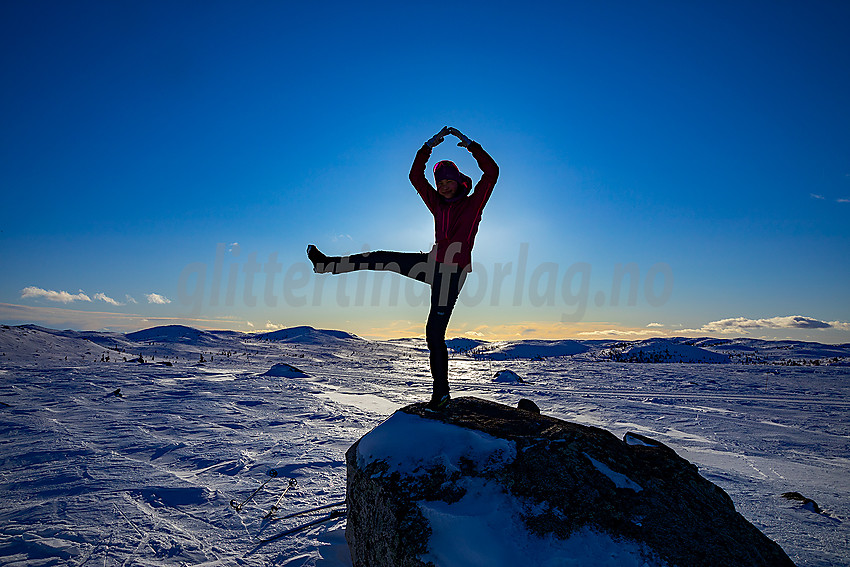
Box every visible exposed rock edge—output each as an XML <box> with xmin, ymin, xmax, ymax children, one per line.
<box><xmin>345</xmin><ymin>396</ymin><xmax>794</xmax><ymax>567</ymax></box>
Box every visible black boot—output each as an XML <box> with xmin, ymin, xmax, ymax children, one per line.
<box><xmin>306</xmin><ymin>245</ymin><xmax>336</xmax><ymax>274</ymax></box>
<box><xmin>427</xmin><ymin>387</ymin><xmax>450</xmax><ymax>411</ymax></box>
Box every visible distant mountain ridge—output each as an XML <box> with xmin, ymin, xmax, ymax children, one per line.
<box><xmin>2</xmin><ymin>324</ymin><xmax>849</xmax><ymax>366</ymax></box>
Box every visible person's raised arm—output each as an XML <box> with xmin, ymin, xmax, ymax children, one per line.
<box><xmin>410</xmin><ymin>126</ymin><xmax>450</xmax><ymax>195</ymax></box>
<box><xmin>449</xmin><ymin>127</ymin><xmax>499</xmax><ymax>188</ymax></box>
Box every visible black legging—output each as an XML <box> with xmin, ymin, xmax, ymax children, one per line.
<box><xmin>330</xmin><ymin>250</ymin><xmax>466</xmax><ymax>396</ymax></box>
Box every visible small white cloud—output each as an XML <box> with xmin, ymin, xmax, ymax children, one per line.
<box><xmin>246</xmin><ymin>321</ymin><xmax>255</xmax><ymax>328</ymax></box>
<box><xmin>94</xmin><ymin>292</ymin><xmax>123</xmax><ymax>306</ymax></box>
<box><xmin>646</xmin><ymin>322</ymin><xmax>664</xmax><ymax>328</ymax></box>
<box><xmin>125</xmin><ymin>294</ymin><xmax>138</xmax><ymax>304</ymax></box>
<box><xmin>810</xmin><ymin>193</ymin><xmax>826</xmax><ymax>200</ymax></box>
<box><xmin>265</xmin><ymin>321</ymin><xmax>285</xmax><ymax>330</ymax></box>
<box><xmin>145</xmin><ymin>293</ymin><xmax>172</xmax><ymax>305</ymax></box>
<box><xmin>21</xmin><ymin>286</ymin><xmax>92</xmax><ymax>304</ymax></box>
<box><xmin>837</xmin><ymin>198</ymin><xmax>850</xmax><ymax>204</ymax></box>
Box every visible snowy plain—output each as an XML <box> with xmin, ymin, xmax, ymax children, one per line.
<box><xmin>0</xmin><ymin>324</ymin><xmax>848</xmax><ymax>566</ymax></box>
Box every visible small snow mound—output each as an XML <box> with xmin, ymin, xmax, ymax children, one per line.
<box><xmin>781</xmin><ymin>492</ymin><xmax>822</xmax><ymax>514</ymax></box>
<box><xmin>493</xmin><ymin>369</ymin><xmax>523</xmax><ymax>383</ymax></box>
<box><xmin>262</xmin><ymin>363</ymin><xmax>308</xmax><ymax>378</ymax></box>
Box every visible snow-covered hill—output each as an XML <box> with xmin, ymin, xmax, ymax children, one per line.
<box><xmin>0</xmin><ymin>324</ymin><xmax>113</xmax><ymax>364</ymax></box>
<box><xmin>477</xmin><ymin>339</ymin><xmax>590</xmax><ymax>360</ymax></box>
<box><xmin>126</xmin><ymin>324</ymin><xmax>223</xmax><ymax>345</ymax></box>
<box><xmin>259</xmin><ymin>326</ymin><xmax>362</xmax><ymax>346</ymax></box>
<box><xmin>1</xmin><ymin>324</ymin><xmax>848</xmax><ymax>566</ymax></box>
<box><xmin>604</xmin><ymin>338</ymin><xmax>730</xmax><ymax>363</ymax></box>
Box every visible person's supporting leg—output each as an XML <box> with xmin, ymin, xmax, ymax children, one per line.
<box><xmin>425</xmin><ymin>264</ymin><xmax>466</xmax><ymax>407</ymax></box>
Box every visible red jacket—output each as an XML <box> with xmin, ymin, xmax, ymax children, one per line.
<box><xmin>409</xmin><ymin>141</ymin><xmax>499</xmax><ymax>270</ymax></box>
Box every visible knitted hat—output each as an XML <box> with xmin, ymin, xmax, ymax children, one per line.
<box><xmin>434</xmin><ymin>160</ymin><xmax>472</xmax><ymax>195</ymax></box>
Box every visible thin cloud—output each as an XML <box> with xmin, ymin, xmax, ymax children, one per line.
<box><xmin>125</xmin><ymin>294</ymin><xmax>138</xmax><ymax>304</ymax></box>
<box><xmin>21</xmin><ymin>286</ymin><xmax>92</xmax><ymax>304</ymax></box>
<box><xmin>577</xmin><ymin>329</ymin><xmax>665</xmax><ymax>337</ymax></box>
<box><xmin>0</xmin><ymin>302</ymin><xmax>257</xmax><ymax>333</ymax></box>
<box><xmin>145</xmin><ymin>293</ymin><xmax>172</xmax><ymax>305</ymax></box>
<box><xmin>646</xmin><ymin>322</ymin><xmax>664</xmax><ymax>328</ymax></box>
<box><xmin>699</xmin><ymin>315</ymin><xmax>840</xmax><ymax>334</ymax></box>
<box><xmin>93</xmin><ymin>292</ymin><xmax>123</xmax><ymax>306</ymax></box>
<box><xmin>810</xmin><ymin>193</ymin><xmax>849</xmax><ymax>204</ymax></box>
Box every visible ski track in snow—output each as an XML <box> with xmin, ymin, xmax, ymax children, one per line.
<box><xmin>0</xmin><ymin>332</ymin><xmax>848</xmax><ymax>566</ymax></box>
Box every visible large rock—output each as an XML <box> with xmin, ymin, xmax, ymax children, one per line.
<box><xmin>345</xmin><ymin>397</ymin><xmax>794</xmax><ymax>567</ymax></box>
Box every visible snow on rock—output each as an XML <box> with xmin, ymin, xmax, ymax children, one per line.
<box><xmin>345</xmin><ymin>397</ymin><xmax>795</xmax><ymax>567</ymax></box>
<box><xmin>583</xmin><ymin>452</ymin><xmax>643</xmax><ymax>492</ymax></box>
<box><xmin>416</xmin><ymin>481</ymin><xmax>655</xmax><ymax>567</ymax></box>
<box><xmin>355</xmin><ymin>411</ymin><xmax>516</xmax><ymax>476</ymax></box>
<box><xmin>493</xmin><ymin>369</ymin><xmax>523</xmax><ymax>383</ymax></box>
<box><xmin>262</xmin><ymin>362</ymin><xmax>309</xmax><ymax>378</ymax></box>
<box><xmin>624</xmin><ymin>432</ymin><xmax>662</xmax><ymax>448</ymax></box>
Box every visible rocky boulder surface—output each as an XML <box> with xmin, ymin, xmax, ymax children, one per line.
<box><xmin>345</xmin><ymin>397</ymin><xmax>794</xmax><ymax>567</ymax></box>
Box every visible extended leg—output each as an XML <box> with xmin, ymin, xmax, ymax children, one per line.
<box><xmin>307</xmin><ymin>246</ymin><xmax>433</xmax><ymax>282</ymax></box>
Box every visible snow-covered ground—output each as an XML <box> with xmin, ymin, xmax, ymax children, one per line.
<box><xmin>1</xmin><ymin>324</ymin><xmax>848</xmax><ymax>566</ymax></box>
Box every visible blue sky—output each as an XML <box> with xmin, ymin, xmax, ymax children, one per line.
<box><xmin>2</xmin><ymin>1</ymin><xmax>849</xmax><ymax>342</ymax></box>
